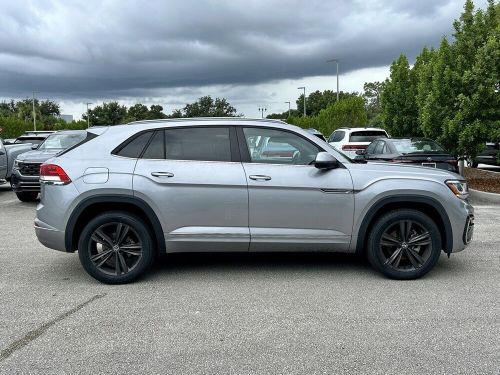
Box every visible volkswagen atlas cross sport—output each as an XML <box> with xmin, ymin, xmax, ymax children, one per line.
<box><xmin>35</xmin><ymin>118</ymin><xmax>474</xmax><ymax>284</ymax></box>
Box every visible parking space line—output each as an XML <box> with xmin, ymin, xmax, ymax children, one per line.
<box><xmin>0</xmin><ymin>294</ymin><xmax>106</xmax><ymax>362</ymax></box>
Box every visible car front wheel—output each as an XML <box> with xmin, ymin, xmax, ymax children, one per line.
<box><xmin>367</xmin><ymin>209</ymin><xmax>442</xmax><ymax>280</ymax></box>
<box><xmin>78</xmin><ymin>211</ymin><xmax>155</xmax><ymax>284</ymax></box>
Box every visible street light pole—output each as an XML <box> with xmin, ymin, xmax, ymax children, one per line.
<box><xmin>326</xmin><ymin>59</ymin><xmax>339</xmax><ymax>102</ymax></box>
<box><xmin>86</xmin><ymin>102</ymin><xmax>93</xmax><ymax>128</ymax></box>
<box><xmin>258</xmin><ymin>107</ymin><xmax>267</xmax><ymax>118</ymax></box>
<box><xmin>284</xmin><ymin>101</ymin><xmax>291</xmax><ymax>118</ymax></box>
<box><xmin>32</xmin><ymin>91</ymin><xmax>36</xmax><ymax>131</ymax></box>
<box><xmin>297</xmin><ymin>87</ymin><xmax>306</xmax><ymax>116</ymax></box>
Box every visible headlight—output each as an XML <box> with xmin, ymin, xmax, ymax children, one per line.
<box><xmin>446</xmin><ymin>180</ymin><xmax>469</xmax><ymax>199</ymax></box>
<box><xmin>13</xmin><ymin>159</ymin><xmax>19</xmax><ymax>170</ymax></box>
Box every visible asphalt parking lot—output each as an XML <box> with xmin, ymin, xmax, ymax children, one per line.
<box><xmin>0</xmin><ymin>185</ymin><xmax>498</xmax><ymax>374</ymax></box>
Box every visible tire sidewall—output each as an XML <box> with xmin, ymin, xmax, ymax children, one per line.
<box><xmin>367</xmin><ymin>210</ymin><xmax>442</xmax><ymax>280</ymax></box>
<box><xmin>78</xmin><ymin>211</ymin><xmax>154</xmax><ymax>284</ymax></box>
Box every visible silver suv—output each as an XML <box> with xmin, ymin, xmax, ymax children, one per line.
<box><xmin>35</xmin><ymin>119</ymin><xmax>474</xmax><ymax>284</ymax></box>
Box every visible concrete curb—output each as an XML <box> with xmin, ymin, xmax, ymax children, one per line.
<box><xmin>469</xmin><ymin>188</ymin><xmax>500</xmax><ymax>204</ymax></box>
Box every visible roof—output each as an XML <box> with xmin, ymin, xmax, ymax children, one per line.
<box><xmin>128</xmin><ymin>117</ymin><xmax>287</xmax><ymax>126</ymax></box>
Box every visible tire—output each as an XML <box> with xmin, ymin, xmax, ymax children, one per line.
<box><xmin>367</xmin><ymin>209</ymin><xmax>442</xmax><ymax>280</ymax></box>
<box><xmin>15</xmin><ymin>191</ymin><xmax>38</xmax><ymax>202</ymax></box>
<box><xmin>78</xmin><ymin>211</ymin><xmax>155</xmax><ymax>284</ymax></box>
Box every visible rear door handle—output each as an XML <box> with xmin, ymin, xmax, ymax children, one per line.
<box><xmin>151</xmin><ymin>172</ymin><xmax>174</xmax><ymax>178</ymax></box>
<box><xmin>249</xmin><ymin>175</ymin><xmax>271</xmax><ymax>181</ymax></box>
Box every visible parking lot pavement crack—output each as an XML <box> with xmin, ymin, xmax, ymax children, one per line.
<box><xmin>0</xmin><ymin>293</ymin><xmax>106</xmax><ymax>362</ymax></box>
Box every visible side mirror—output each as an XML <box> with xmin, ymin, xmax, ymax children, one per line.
<box><xmin>314</xmin><ymin>152</ymin><xmax>339</xmax><ymax>170</ymax></box>
<box><xmin>31</xmin><ymin>144</ymin><xmax>39</xmax><ymax>150</ymax></box>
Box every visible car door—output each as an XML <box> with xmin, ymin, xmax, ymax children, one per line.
<box><xmin>132</xmin><ymin>126</ymin><xmax>249</xmax><ymax>253</ymax></box>
<box><xmin>238</xmin><ymin>127</ymin><xmax>354</xmax><ymax>252</ymax></box>
<box><xmin>0</xmin><ymin>139</ymin><xmax>7</xmax><ymax>180</ymax></box>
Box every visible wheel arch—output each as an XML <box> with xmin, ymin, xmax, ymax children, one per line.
<box><xmin>65</xmin><ymin>195</ymin><xmax>166</xmax><ymax>254</ymax></box>
<box><xmin>355</xmin><ymin>195</ymin><xmax>453</xmax><ymax>254</ymax></box>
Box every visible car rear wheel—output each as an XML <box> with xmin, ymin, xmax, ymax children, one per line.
<box><xmin>15</xmin><ymin>191</ymin><xmax>38</xmax><ymax>202</ymax></box>
<box><xmin>78</xmin><ymin>211</ymin><xmax>155</xmax><ymax>284</ymax></box>
<box><xmin>367</xmin><ymin>209</ymin><xmax>442</xmax><ymax>280</ymax></box>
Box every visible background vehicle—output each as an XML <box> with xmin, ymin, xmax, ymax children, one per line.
<box><xmin>11</xmin><ymin>130</ymin><xmax>87</xmax><ymax>201</ymax></box>
<box><xmin>305</xmin><ymin>128</ymin><xmax>327</xmax><ymax>141</ymax></box>
<box><xmin>469</xmin><ymin>142</ymin><xmax>499</xmax><ymax>168</ymax></box>
<box><xmin>35</xmin><ymin>118</ymin><xmax>473</xmax><ymax>284</ymax></box>
<box><xmin>357</xmin><ymin>138</ymin><xmax>459</xmax><ymax>173</ymax></box>
<box><xmin>0</xmin><ymin>138</ymin><xmax>35</xmax><ymax>184</ymax></box>
<box><xmin>328</xmin><ymin>127</ymin><xmax>388</xmax><ymax>158</ymax></box>
<box><xmin>10</xmin><ymin>131</ymin><xmax>54</xmax><ymax>146</ymax></box>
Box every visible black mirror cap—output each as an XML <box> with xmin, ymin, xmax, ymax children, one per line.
<box><xmin>314</xmin><ymin>152</ymin><xmax>339</xmax><ymax>169</ymax></box>
<box><xmin>31</xmin><ymin>144</ymin><xmax>39</xmax><ymax>150</ymax></box>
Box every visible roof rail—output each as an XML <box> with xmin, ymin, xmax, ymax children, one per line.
<box><xmin>127</xmin><ymin>117</ymin><xmax>288</xmax><ymax>125</ymax></box>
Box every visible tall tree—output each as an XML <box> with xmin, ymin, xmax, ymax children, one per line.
<box><xmin>363</xmin><ymin>81</ymin><xmax>384</xmax><ymax>126</ymax></box>
<box><xmin>84</xmin><ymin>102</ymin><xmax>127</xmax><ymax>125</ymax></box>
<box><xmin>174</xmin><ymin>96</ymin><xmax>238</xmax><ymax>117</ymax></box>
<box><xmin>296</xmin><ymin>90</ymin><xmax>358</xmax><ymax>117</ymax></box>
<box><xmin>381</xmin><ymin>54</ymin><xmax>420</xmax><ymax>137</ymax></box>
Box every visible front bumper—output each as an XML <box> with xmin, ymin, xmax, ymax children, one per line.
<box><xmin>10</xmin><ymin>170</ymin><xmax>40</xmax><ymax>192</ymax></box>
<box><xmin>450</xmin><ymin>200</ymin><xmax>474</xmax><ymax>253</ymax></box>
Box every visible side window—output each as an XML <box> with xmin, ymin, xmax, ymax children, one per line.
<box><xmin>165</xmin><ymin>127</ymin><xmax>231</xmax><ymax>162</ymax></box>
<box><xmin>374</xmin><ymin>141</ymin><xmax>385</xmax><ymax>154</ymax></box>
<box><xmin>142</xmin><ymin>130</ymin><xmax>165</xmax><ymax>159</ymax></box>
<box><xmin>115</xmin><ymin>131</ymin><xmax>153</xmax><ymax>158</ymax></box>
<box><xmin>242</xmin><ymin>127</ymin><xmax>320</xmax><ymax>165</ymax></box>
<box><xmin>366</xmin><ymin>141</ymin><xmax>377</xmax><ymax>155</ymax></box>
<box><xmin>329</xmin><ymin>130</ymin><xmax>345</xmax><ymax>142</ymax></box>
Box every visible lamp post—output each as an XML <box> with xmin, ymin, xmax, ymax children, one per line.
<box><xmin>32</xmin><ymin>91</ymin><xmax>37</xmax><ymax>131</ymax></box>
<box><xmin>284</xmin><ymin>101</ymin><xmax>291</xmax><ymax>118</ymax></box>
<box><xmin>326</xmin><ymin>59</ymin><xmax>339</xmax><ymax>102</ymax></box>
<box><xmin>86</xmin><ymin>102</ymin><xmax>93</xmax><ymax>128</ymax></box>
<box><xmin>258</xmin><ymin>107</ymin><xmax>267</xmax><ymax>118</ymax></box>
<box><xmin>297</xmin><ymin>87</ymin><xmax>306</xmax><ymax>116</ymax></box>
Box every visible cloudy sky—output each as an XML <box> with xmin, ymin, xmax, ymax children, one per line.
<box><xmin>0</xmin><ymin>0</ymin><xmax>486</xmax><ymax>118</ymax></box>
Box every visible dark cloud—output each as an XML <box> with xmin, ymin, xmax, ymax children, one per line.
<box><xmin>0</xmin><ymin>0</ymin><xmax>482</xmax><ymax>100</ymax></box>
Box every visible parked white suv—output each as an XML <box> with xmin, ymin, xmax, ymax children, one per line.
<box><xmin>328</xmin><ymin>127</ymin><xmax>388</xmax><ymax>159</ymax></box>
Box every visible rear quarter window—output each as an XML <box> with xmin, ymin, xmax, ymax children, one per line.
<box><xmin>329</xmin><ymin>131</ymin><xmax>345</xmax><ymax>142</ymax></box>
<box><xmin>114</xmin><ymin>131</ymin><xmax>154</xmax><ymax>158</ymax></box>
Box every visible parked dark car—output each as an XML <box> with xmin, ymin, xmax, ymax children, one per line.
<box><xmin>470</xmin><ymin>142</ymin><xmax>499</xmax><ymax>168</ymax></box>
<box><xmin>357</xmin><ymin>138</ymin><xmax>459</xmax><ymax>173</ymax></box>
<box><xmin>11</xmin><ymin>130</ymin><xmax>87</xmax><ymax>201</ymax></box>
<box><xmin>305</xmin><ymin>128</ymin><xmax>327</xmax><ymax>142</ymax></box>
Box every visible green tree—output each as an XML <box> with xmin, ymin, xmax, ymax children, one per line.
<box><xmin>83</xmin><ymin>102</ymin><xmax>128</xmax><ymax>125</ymax></box>
<box><xmin>288</xmin><ymin>96</ymin><xmax>367</xmax><ymax>137</ymax></box>
<box><xmin>147</xmin><ymin>104</ymin><xmax>167</xmax><ymax>119</ymax></box>
<box><xmin>127</xmin><ymin>103</ymin><xmax>149</xmax><ymax>121</ymax></box>
<box><xmin>174</xmin><ymin>96</ymin><xmax>238</xmax><ymax>117</ymax></box>
<box><xmin>363</xmin><ymin>81</ymin><xmax>384</xmax><ymax>126</ymax></box>
<box><xmin>381</xmin><ymin>54</ymin><xmax>420</xmax><ymax>137</ymax></box>
<box><xmin>296</xmin><ymin>90</ymin><xmax>358</xmax><ymax>117</ymax></box>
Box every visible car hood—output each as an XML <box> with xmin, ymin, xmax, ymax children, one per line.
<box><xmin>16</xmin><ymin>149</ymin><xmax>62</xmax><ymax>163</ymax></box>
<box><xmin>346</xmin><ymin>161</ymin><xmax>462</xmax><ymax>190</ymax></box>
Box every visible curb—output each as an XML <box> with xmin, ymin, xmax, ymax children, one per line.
<box><xmin>469</xmin><ymin>188</ymin><xmax>500</xmax><ymax>204</ymax></box>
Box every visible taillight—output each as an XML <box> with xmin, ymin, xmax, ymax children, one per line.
<box><xmin>40</xmin><ymin>164</ymin><xmax>71</xmax><ymax>185</ymax></box>
<box><xmin>342</xmin><ymin>144</ymin><xmax>367</xmax><ymax>150</ymax></box>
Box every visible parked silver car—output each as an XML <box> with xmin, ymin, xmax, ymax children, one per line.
<box><xmin>35</xmin><ymin>118</ymin><xmax>474</xmax><ymax>284</ymax></box>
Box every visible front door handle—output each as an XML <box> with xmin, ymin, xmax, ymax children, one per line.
<box><xmin>151</xmin><ymin>172</ymin><xmax>174</xmax><ymax>178</ymax></box>
<box><xmin>249</xmin><ymin>175</ymin><xmax>271</xmax><ymax>181</ymax></box>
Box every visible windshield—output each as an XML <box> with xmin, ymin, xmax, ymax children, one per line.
<box><xmin>38</xmin><ymin>133</ymin><xmax>86</xmax><ymax>150</ymax></box>
<box><xmin>392</xmin><ymin>139</ymin><xmax>445</xmax><ymax>154</ymax></box>
<box><xmin>349</xmin><ymin>130</ymin><xmax>387</xmax><ymax>142</ymax></box>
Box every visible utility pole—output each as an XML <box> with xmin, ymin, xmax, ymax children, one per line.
<box><xmin>297</xmin><ymin>87</ymin><xmax>306</xmax><ymax>116</ymax></box>
<box><xmin>258</xmin><ymin>107</ymin><xmax>267</xmax><ymax>118</ymax></box>
<box><xmin>86</xmin><ymin>102</ymin><xmax>93</xmax><ymax>128</ymax></box>
<box><xmin>284</xmin><ymin>101</ymin><xmax>291</xmax><ymax>118</ymax></box>
<box><xmin>32</xmin><ymin>92</ymin><xmax>36</xmax><ymax>131</ymax></box>
<box><xmin>326</xmin><ymin>59</ymin><xmax>340</xmax><ymax>101</ymax></box>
